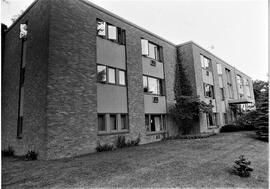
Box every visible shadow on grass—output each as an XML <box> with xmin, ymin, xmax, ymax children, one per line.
<box><xmin>245</xmin><ymin>131</ymin><xmax>268</xmax><ymax>143</ymax></box>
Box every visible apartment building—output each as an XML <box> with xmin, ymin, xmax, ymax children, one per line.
<box><xmin>2</xmin><ymin>0</ymin><xmax>254</xmax><ymax>159</ymax></box>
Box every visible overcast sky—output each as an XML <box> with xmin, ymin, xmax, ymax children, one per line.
<box><xmin>1</xmin><ymin>0</ymin><xmax>268</xmax><ymax>81</ymax></box>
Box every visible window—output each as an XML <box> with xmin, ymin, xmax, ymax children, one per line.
<box><xmin>121</xmin><ymin>114</ymin><xmax>128</xmax><ymax>130</ymax></box>
<box><xmin>118</xmin><ymin>70</ymin><xmax>126</xmax><ymax>85</ymax></box>
<box><xmin>145</xmin><ymin>114</ymin><xmax>166</xmax><ymax>132</ymax></box>
<box><xmin>245</xmin><ymin>79</ymin><xmax>251</xmax><ymax>97</ymax></box>
<box><xmin>217</xmin><ymin>63</ymin><xmax>222</xmax><ymax>74</ymax></box>
<box><xmin>225</xmin><ymin>68</ymin><xmax>233</xmax><ymax>99</ymax></box>
<box><xmin>108</xmin><ymin>24</ymin><xmax>117</xmax><ymax>40</ymax></box>
<box><xmin>206</xmin><ymin>113</ymin><xmax>215</xmax><ymax>127</ymax></box>
<box><xmin>220</xmin><ymin>88</ymin><xmax>225</xmax><ymax>100</ymax></box>
<box><xmin>97</xmin><ymin>65</ymin><xmax>126</xmax><ymax>86</ymax></box>
<box><xmin>97</xmin><ymin>65</ymin><xmax>107</xmax><ymax>82</ymax></box>
<box><xmin>200</xmin><ymin>55</ymin><xmax>211</xmax><ymax>70</ymax></box>
<box><xmin>96</xmin><ymin>19</ymin><xmax>126</xmax><ymax>45</ymax></box>
<box><xmin>204</xmin><ymin>83</ymin><xmax>215</xmax><ymax>98</ymax></box>
<box><xmin>108</xmin><ymin>68</ymin><xmax>116</xmax><ymax>84</ymax></box>
<box><xmin>143</xmin><ymin>75</ymin><xmax>163</xmax><ymax>95</ymax></box>
<box><xmin>98</xmin><ymin>114</ymin><xmax>106</xmax><ymax>131</ymax></box>
<box><xmin>110</xmin><ymin>114</ymin><xmax>117</xmax><ymax>131</ymax></box>
<box><xmin>97</xmin><ymin>20</ymin><xmax>106</xmax><ymax>36</ymax></box>
<box><xmin>141</xmin><ymin>39</ymin><xmax>163</xmax><ymax>62</ymax></box>
<box><xmin>98</xmin><ymin>113</ymin><xmax>129</xmax><ymax>134</ymax></box>
<box><xmin>236</xmin><ymin>75</ymin><xmax>243</xmax><ymax>89</ymax></box>
<box><xmin>223</xmin><ymin>113</ymin><xmax>228</xmax><ymax>125</ymax></box>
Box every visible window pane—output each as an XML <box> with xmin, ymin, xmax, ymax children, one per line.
<box><xmin>220</xmin><ymin>88</ymin><xmax>225</xmax><ymax>100</ymax></box>
<box><xmin>154</xmin><ymin>115</ymin><xmax>161</xmax><ymax>131</ymax></box>
<box><xmin>200</xmin><ymin>55</ymin><xmax>204</xmax><ymax>68</ymax></box>
<box><xmin>143</xmin><ymin>76</ymin><xmax>148</xmax><ymax>92</ymax></box>
<box><xmin>108</xmin><ymin>25</ymin><xmax>117</xmax><ymax>40</ymax></box>
<box><xmin>121</xmin><ymin>114</ymin><xmax>127</xmax><ymax>130</ymax></box>
<box><xmin>145</xmin><ymin>115</ymin><xmax>150</xmax><ymax>132</ymax></box>
<box><xmin>204</xmin><ymin>58</ymin><xmax>209</xmax><ymax>69</ymax></box>
<box><xmin>150</xmin><ymin>115</ymin><xmax>156</xmax><ymax>132</ymax></box>
<box><xmin>97</xmin><ymin>65</ymin><xmax>106</xmax><ymax>82</ymax></box>
<box><xmin>110</xmin><ymin>115</ymin><xmax>117</xmax><ymax>130</ymax></box>
<box><xmin>108</xmin><ymin>68</ymin><xmax>116</xmax><ymax>84</ymax></box>
<box><xmin>97</xmin><ymin>20</ymin><xmax>106</xmax><ymax>36</ymax></box>
<box><xmin>98</xmin><ymin>115</ymin><xmax>105</xmax><ymax>131</ymax></box>
<box><xmin>141</xmin><ymin>39</ymin><xmax>149</xmax><ymax>55</ymax></box>
<box><xmin>119</xmin><ymin>70</ymin><xmax>126</xmax><ymax>85</ymax></box>
<box><xmin>246</xmin><ymin>79</ymin><xmax>250</xmax><ymax>96</ymax></box>
<box><xmin>217</xmin><ymin>64</ymin><xmax>222</xmax><ymax>74</ymax></box>
<box><xmin>148</xmin><ymin>43</ymin><xmax>156</xmax><ymax>59</ymax></box>
<box><xmin>148</xmin><ymin>77</ymin><xmax>158</xmax><ymax>94</ymax></box>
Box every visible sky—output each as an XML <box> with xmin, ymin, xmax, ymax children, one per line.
<box><xmin>1</xmin><ymin>0</ymin><xmax>268</xmax><ymax>81</ymax></box>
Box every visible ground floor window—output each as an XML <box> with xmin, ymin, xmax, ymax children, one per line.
<box><xmin>98</xmin><ymin>113</ymin><xmax>128</xmax><ymax>134</ymax></box>
<box><xmin>223</xmin><ymin>113</ymin><xmax>228</xmax><ymax>125</ymax></box>
<box><xmin>206</xmin><ymin>113</ymin><xmax>219</xmax><ymax>127</ymax></box>
<box><xmin>145</xmin><ymin>114</ymin><xmax>166</xmax><ymax>132</ymax></box>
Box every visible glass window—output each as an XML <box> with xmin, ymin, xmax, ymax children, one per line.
<box><xmin>220</xmin><ymin>88</ymin><xmax>225</xmax><ymax>100</ymax></box>
<box><xmin>121</xmin><ymin>114</ymin><xmax>128</xmax><ymax>130</ymax></box>
<box><xmin>201</xmin><ymin>55</ymin><xmax>211</xmax><ymax>70</ymax></box>
<box><xmin>108</xmin><ymin>25</ymin><xmax>117</xmax><ymax>40</ymax></box>
<box><xmin>246</xmin><ymin>79</ymin><xmax>251</xmax><ymax>96</ymax></box>
<box><xmin>98</xmin><ymin>114</ymin><xmax>106</xmax><ymax>131</ymax></box>
<box><xmin>97</xmin><ymin>20</ymin><xmax>106</xmax><ymax>36</ymax></box>
<box><xmin>207</xmin><ymin>114</ymin><xmax>214</xmax><ymax>127</ymax></box>
<box><xmin>118</xmin><ymin>70</ymin><xmax>126</xmax><ymax>85</ymax></box>
<box><xmin>204</xmin><ymin>83</ymin><xmax>214</xmax><ymax>98</ymax></box>
<box><xmin>150</xmin><ymin>115</ymin><xmax>156</xmax><ymax>132</ymax></box>
<box><xmin>236</xmin><ymin>75</ymin><xmax>243</xmax><ymax>89</ymax></box>
<box><xmin>148</xmin><ymin>43</ymin><xmax>157</xmax><ymax>59</ymax></box>
<box><xmin>217</xmin><ymin>63</ymin><xmax>222</xmax><ymax>74</ymax></box>
<box><xmin>148</xmin><ymin>77</ymin><xmax>159</xmax><ymax>94</ymax></box>
<box><xmin>145</xmin><ymin>115</ymin><xmax>150</xmax><ymax>132</ymax></box>
<box><xmin>108</xmin><ymin>68</ymin><xmax>116</xmax><ymax>84</ymax></box>
<box><xmin>223</xmin><ymin>113</ymin><xmax>228</xmax><ymax>125</ymax></box>
<box><xmin>110</xmin><ymin>115</ymin><xmax>117</xmax><ymax>131</ymax></box>
<box><xmin>141</xmin><ymin>39</ymin><xmax>149</xmax><ymax>55</ymax></box>
<box><xmin>143</xmin><ymin>76</ymin><xmax>148</xmax><ymax>92</ymax></box>
<box><xmin>154</xmin><ymin>115</ymin><xmax>161</xmax><ymax>132</ymax></box>
<box><xmin>97</xmin><ymin>65</ymin><xmax>106</xmax><ymax>82</ymax></box>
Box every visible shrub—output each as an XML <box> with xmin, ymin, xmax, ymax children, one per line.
<box><xmin>24</xmin><ymin>150</ymin><xmax>38</xmax><ymax>161</ymax></box>
<box><xmin>233</xmin><ymin>155</ymin><xmax>253</xmax><ymax>177</ymax></box>
<box><xmin>116</xmin><ymin>134</ymin><xmax>140</xmax><ymax>148</ymax></box>
<box><xmin>2</xmin><ymin>146</ymin><xmax>14</xmax><ymax>157</ymax></box>
<box><xmin>220</xmin><ymin>124</ymin><xmax>256</xmax><ymax>133</ymax></box>
<box><xmin>96</xmin><ymin>142</ymin><xmax>114</xmax><ymax>152</ymax></box>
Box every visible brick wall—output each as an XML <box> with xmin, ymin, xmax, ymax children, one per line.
<box><xmin>2</xmin><ymin>0</ymin><xmax>50</xmax><ymax>158</ymax></box>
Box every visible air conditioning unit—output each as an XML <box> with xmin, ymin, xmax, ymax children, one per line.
<box><xmin>153</xmin><ymin>97</ymin><xmax>159</xmax><ymax>103</ymax></box>
<box><xmin>150</xmin><ymin>60</ymin><xmax>156</xmax><ymax>67</ymax></box>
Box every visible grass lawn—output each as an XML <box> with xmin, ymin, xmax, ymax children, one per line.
<box><xmin>2</xmin><ymin>131</ymin><xmax>268</xmax><ymax>188</ymax></box>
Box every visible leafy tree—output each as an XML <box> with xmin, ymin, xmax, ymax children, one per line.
<box><xmin>253</xmin><ymin>80</ymin><xmax>268</xmax><ymax>103</ymax></box>
<box><xmin>11</xmin><ymin>10</ymin><xmax>24</xmax><ymax>23</ymax></box>
<box><xmin>170</xmin><ymin>49</ymin><xmax>213</xmax><ymax>134</ymax></box>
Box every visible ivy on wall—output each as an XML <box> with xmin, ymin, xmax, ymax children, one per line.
<box><xmin>170</xmin><ymin>49</ymin><xmax>213</xmax><ymax>134</ymax></box>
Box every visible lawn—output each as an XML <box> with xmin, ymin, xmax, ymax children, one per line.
<box><xmin>2</xmin><ymin>131</ymin><xmax>268</xmax><ymax>188</ymax></box>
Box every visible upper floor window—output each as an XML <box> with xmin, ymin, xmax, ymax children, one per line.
<box><xmin>97</xmin><ymin>64</ymin><xmax>126</xmax><ymax>86</ymax></box>
<box><xmin>203</xmin><ymin>83</ymin><xmax>215</xmax><ymax>99</ymax></box>
<box><xmin>141</xmin><ymin>39</ymin><xmax>163</xmax><ymax>62</ymax></box>
<box><xmin>200</xmin><ymin>55</ymin><xmax>211</xmax><ymax>70</ymax></box>
<box><xmin>143</xmin><ymin>75</ymin><xmax>164</xmax><ymax>95</ymax></box>
<box><xmin>225</xmin><ymin>68</ymin><xmax>234</xmax><ymax>99</ymax></box>
<box><xmin>217</xmin><ymin>63</ymin><xmax>222</xmax><ymax>75</ymax></box>
<box><xmin>97</xmin><ymin>19</ymin><xmax>126</xmax><ymax>45</ymax></box>
<box><xmin>236</xmin><ymin>75</ymin><xmax>243</xmax><ymax>89</ymax></box>
<box><xmin>245</xmin><ymin>79</ymin><xmax>251</xmax><ymax>97</ymax></box>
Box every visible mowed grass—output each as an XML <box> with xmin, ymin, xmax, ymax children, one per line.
<box><xmin>2</xmin><ymin>131</ymin><xmax>268</xmax><ymax>188</ymax></box>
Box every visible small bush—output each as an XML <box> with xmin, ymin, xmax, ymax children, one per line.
<box><xmin>233</xmin><ymin>155</ymin><xmax>253</xmax><ymax>177</ymax></box>
<box><xmin>116</xmin><ymin>136</ymin><xmax>126</xmax><ymax>148</ymax></box>
<box><xmin>220</xmin><ymin>124</ymin><xmax>256</xmax><ymax>133</ymax></box>
<box><xmin>24</xmin><ymin>150</ymin><xmax>38</xmax><ymax>161</ymax></box>
<box><xmin>2</xmin><ymin>146</ymin><xmax>14</xmax><ymax>157</ymax></box>
<box><xmin>96</xmin><ymin>142</ymin><xmax>114</xmax><ymax>152</ymax></box>
<box><xmin>116</xmin><ymin>134</ymin><xmax>140</xmax><ymax>148</ymax></box>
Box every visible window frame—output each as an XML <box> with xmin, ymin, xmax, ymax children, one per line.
<box><xmin>98</xmin><ymin>114</ymin><xmax>106</xmax><ymax>133</ymax></box>
<box><xmin>143</xmin><ymin>75</ymin><xmax>164</xmax><ymax>96</ymax></box>
<box><xmin>141</xmin><ymin>39</ymin><xmax>163</xmax><ymax>62</ymax></box>
<box><xmin>203</xmin><ymin>83</ymin><xmax>215</xmax><ymax>99</ymax></box>
<box><xmin>145</xmin><ymin>114</ymin><xmax>166</xmax><ymax>134</ymax></box>
<box><xmin>200</xmin><ymin>54</ymin><xmax>212</xmax><ymax>70</ymax></box>
<box><xmin>96</xmin><ymin>64</ymin><xmax>126</xmax><ymax>86</ymax></box>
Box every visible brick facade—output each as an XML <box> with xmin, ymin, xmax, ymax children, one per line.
<box><xmin>2</xmin><ymin>0</ymin><xmax>255</xmax><ymax>159</ymax></box>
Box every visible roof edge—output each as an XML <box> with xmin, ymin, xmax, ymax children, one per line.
<box><xmin>79</xmin><ymin>0</ymin><xmax>176</xmax><ymax>46</ymax></box>
<box><xmin>5</xmin><ymin>0</ymin><xmax>39</xmax><ymax>33</ymax></box>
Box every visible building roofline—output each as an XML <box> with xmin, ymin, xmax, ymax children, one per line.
<box><xmin>177</xmin><ymin>41</ymin><xmax>253</xmax><ymax>79</ymax></box>
<box><xmin>5</xmin><ymin>0</ymin><xmax>39</xmax><ymax>33</ymax></box>
<box><xmin>79</xmin><ymin>0</ymin><xmax>176</xmax><ymax>46</ymax></box>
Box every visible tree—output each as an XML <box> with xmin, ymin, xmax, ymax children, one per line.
<box><xmin>253</xmin><ymin>80</ymin><xmax>268</xmax><ymax>103</ymax></box>
<box><xmin>170</xmin><ymin>49</ymin><xmax>213</xmax><ymax>134</ymax></box>
<box><xmin>11</xmin><ymin>10</ymin><xmax>24</xmax><ymax>23</ymax></box>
